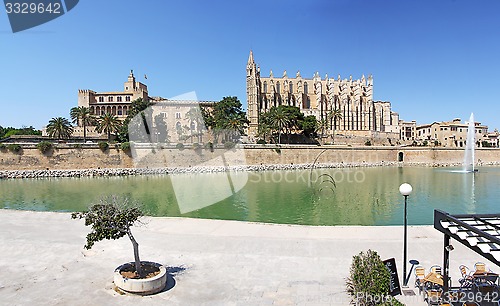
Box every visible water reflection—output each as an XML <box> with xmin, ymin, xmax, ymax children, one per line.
<box><xmin>1</xmin><ymin>166</ymin><xmax>500</xmax><ymax>226</ymax></box>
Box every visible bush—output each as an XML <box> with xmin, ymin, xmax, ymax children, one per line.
<box><xmin>120</xmin><ymin>142</ymin><xmax>131</xmax><ymax>151</ymax></box>
<box><xmin>98</xmin><ymin>141</ymin><xmax>109</xmax><ymax>152</ymax></box>
<box><xmin>7</xmin><ymin>144</ymin><xmax>21</xmax><ymax>153</ymax></box>
<box><xmin>224</xmin><ymin>141</ymin><xmax>235</xmax><ymax>149</ymax></box>
<box><xmin>422</xmin><ymin>140</ymin><xmax>428</xmax><ymax>146</ymax></box>
<box><xmin>176</xmin><ymin>143</ymin><xmax>184</xmax><ymax>150</ymax></box>
<box><xmin>0</xmin><ymin>143</ymin><xmax>6</xmax><ymax>151</ymax></box>
<box><xmin>256</xmin><ymin>139</ymin><xmax>266</xmax><ymax>145</ymax></box>
<box><xmin>482</xmin><ymin>140</ymin><xmax>493</xmax><ymax>148</ymax></box>
<box><xmin>365</xmin><ymin>140</ymin><xmax>372</xmax><ymax>146</ymax></box>
<box><xmin>205</xmin><ymin>142</ymin><xmax>214</xmax><ymax>152</ymax></box>
<box><xmin>37</xmin><ymin>141</ymin><xmax>53</xmax><ymax>154</ymax></box>
<box><xmin>346</xmin><ymin>249</ymin><xmax>392</xmax><ymax>306</ymax></box>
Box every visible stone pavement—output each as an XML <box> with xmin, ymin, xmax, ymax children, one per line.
<box><xmin>0</xmin><ymin>210</ymin><xmax>489</xmax><ymax>305</ymax></box>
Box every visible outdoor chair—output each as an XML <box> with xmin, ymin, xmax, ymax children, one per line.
<box><xmin>430</xmin><ymin>265</ymin><xmax>442</xmax><ymax>275</ymax></box>
<box><xmin>459</xmin><ymin>265</ymin><xmax>474</xmax><ymax>288</ymax></box>
<box><xmin>415</xmin><ymin>266</ymin><xmax>426</xmax><ymax>294</ymax></box>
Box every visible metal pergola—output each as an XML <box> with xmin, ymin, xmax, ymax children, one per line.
<box><xmin>434</xmin><ymin>209</ymin><xmax>500</xmax><ymax>297</ymax></box>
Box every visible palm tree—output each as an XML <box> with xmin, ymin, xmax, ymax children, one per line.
<box><xmin>327</xmin><ymin>108</ymin><xmax>343</xmax><ymax>143</ymax></box>
<box><xmin>46</xmin><ymin>117</ymin><xmax>73</xmax><ymax>140</ymax></box>
<box><xmin>185</xmin><ymin>107</ymin><xmax>204</xmax><ymax>143</ymax></box>
<box><xmin>96</xmin><ymin>113</ymin><xmax>121</xmax><ymax>141</ymax></box>
<box><xmin>70</xmin><ymin>106</ymin><xmax>95</xmax><ymax>142</ymax></box>
<box><xmin>268</xmin><ymin>107</ymin><xmax>291</xmax><ymax>144</ymax></box>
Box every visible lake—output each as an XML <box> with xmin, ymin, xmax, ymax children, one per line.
<box><xmin>1</xmin><ymin>166</ymin><xmax>499</xmax><ymax>226</ymax></box>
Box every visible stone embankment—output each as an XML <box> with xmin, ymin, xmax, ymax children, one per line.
<box><xmin>2</xmin><ymin>160</ymin><xmax>500</xmax><ymax>179</ymax></box>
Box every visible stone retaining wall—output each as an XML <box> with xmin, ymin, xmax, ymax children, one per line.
<box><xmin>1</xmin><ymin>145</ymin><xmax>500</xmax><ymax>179</ymax></box>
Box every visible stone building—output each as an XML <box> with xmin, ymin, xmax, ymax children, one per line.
<box><xmin>416</xmin><ymin>118</ymin><xmax>489</xmax><ymax>147</ymax></box>
<box><xmin>246</xmin><ymin>51</ymin><xmax>400</xmax><ymax>143</ymax></box>
<box><xmin>77</xmin><ymin>70</ymin><xmax>149</xmax><ymax>119</ymax></box>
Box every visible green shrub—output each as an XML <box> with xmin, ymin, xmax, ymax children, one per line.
<box><xmin>224</xmin><ymin>141</ymin><xmax>235</xmax><ymax>149</ymax></box>
<box><xmin>256</xmin><ymin>139</ymin><xmax>266</xmax><ymax>145</ymax></box>
<box><xmin>365</xmin><ymin>140</ymin><xmax>372</xmax><ymax>146</ymax></box>
<box><xmin>482</xmin><ymin>140</ymin><xmax>493</xmax><ymax>148</ymax></box>
<box><xmin>98</xmin><ymin>141</ymin><xmax>109</xmax><ymax>152</ymax></box>
<box><xmin>422</xmin><ymin>140</ymin><xmax>428</xmax><ymax>146</ymax></box>
<box><xmin>7</xmin><ymin>144</ymin><xmax>21</xmax><ymax>153</ymax></box>
<box><xmin>120</xmin><ymin>142</ymin><xmax>131</xmax><ymax>151</ymax></box>
<box><xmin>346</xmin><ymin>249</ymin><xmax>392</xmax><ymax>306</ymax></box>
<box><xmin>205</xmin><ymin>142</ymin><xmax>214</xmax><ymax>152</ymax></box>
<box><xmin>37</xmin><ymin>141</ymin><xmax>53</xmax><ymax>154</ymax></box>
<box><xmin>176</xmin><ymin>143</ymin><xmax>184</xmax><ymax>150</ymax></box>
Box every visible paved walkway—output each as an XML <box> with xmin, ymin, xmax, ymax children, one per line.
<box><xmin>0</xmin><ymin>210</ymin><xmax>489</xmax><ymax>305</ymax></box>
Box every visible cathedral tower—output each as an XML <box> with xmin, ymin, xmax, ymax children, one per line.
<box><xmin>246</xmin><ymin>50</ymin><xmax>260</xmax><ymax>138</ymax></box>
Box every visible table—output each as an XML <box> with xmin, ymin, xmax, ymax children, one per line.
<box><xmin>472</xmin><ymin>271</ymin><xmax>498</xmax><ymax>284</ymax></box>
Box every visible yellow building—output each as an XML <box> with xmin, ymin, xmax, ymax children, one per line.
<box><xmin>416</xmin><ymin>118</ymin><xmax>489</xmax><ymax>147</ymax></box>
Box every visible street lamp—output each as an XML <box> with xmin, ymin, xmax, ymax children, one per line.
<box><xmin>399</xmin><ymin>183</ymin><xmax>413</xmax><ymax>287</ymax></box>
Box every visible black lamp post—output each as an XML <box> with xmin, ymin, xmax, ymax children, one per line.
<box><xmin>399</xmin><ymin>183</ymin><xmax>413</xmax><ymax>287</ymax></box>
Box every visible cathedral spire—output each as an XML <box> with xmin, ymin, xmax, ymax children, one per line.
<box><xmin>247</xmin><ymin>50</ymin><xmax>254</xmax><ymax>65</ymax></box>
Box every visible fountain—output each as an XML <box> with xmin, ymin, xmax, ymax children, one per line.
<box><xmin>463</xmin><ymin>113</ymin><xmax>477</xmax><ymax>172</ymax></box>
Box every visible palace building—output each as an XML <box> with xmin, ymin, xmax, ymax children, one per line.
<box><xmin>246</xmin><ymin>51</ymin><xmax>400</xmax><ymax>143</ymax></box>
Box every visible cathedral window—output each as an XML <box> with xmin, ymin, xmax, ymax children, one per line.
<box><xmin>289</xmin><ymin>82</ymin><xmax>293</xmax><ymax>93</ymax></box>
<box><xmin>263</xmin><ymin>81</ymin><xmax>267</xmax><ymax>93</ymax></box>
<box><xmin>276</xmin><ymin>81</ymin><xmax>280</xmax><ymax>93</ymax></box>
<box><xmin>304</xmin><ymin>82</ymin><xmax>308</xmax><ymax>94</ymax></box>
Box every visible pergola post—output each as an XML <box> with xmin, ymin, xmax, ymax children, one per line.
<box><xmin>442</xmin><ymin>234</ymin><xmax>450</xmax><ymax>303</ymax></box>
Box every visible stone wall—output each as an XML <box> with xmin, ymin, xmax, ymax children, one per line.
<box><xmin>1</xmin><ymin>144</ymin><xmax>500</xmax><ymax>171</ymax></box>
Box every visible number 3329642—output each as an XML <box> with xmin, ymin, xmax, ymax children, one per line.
<box><xmin>5</xmin><ymin>2</ymin><xmax>62</xmax><ymax>14</ymax></box>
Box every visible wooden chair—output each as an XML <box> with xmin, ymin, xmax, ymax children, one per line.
<box><xmin>415</xmin><ymin>266</ymin><xmax>426</xmax><ymax>293</ymax></box>
<box><xmin>430</xmin><ymin>265</ymin><xmax>442</xmax><ymax>275</ymax></box>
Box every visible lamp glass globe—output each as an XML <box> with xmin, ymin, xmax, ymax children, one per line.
<box><xmin>399</xmin><ymin>183</ymin><xmax>413</xmax><ymax>196</ymax></box>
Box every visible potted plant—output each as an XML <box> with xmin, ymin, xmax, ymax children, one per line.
<box><xmin>71</xmin><ymin>195</ymin><xmax>167</xmax><ymax>295</ymax></box>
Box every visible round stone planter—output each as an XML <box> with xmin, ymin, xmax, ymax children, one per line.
<box><xmin>114</xmin><ymin>261</ymin><xmax>167</xmax><ymax>295</ymax></box>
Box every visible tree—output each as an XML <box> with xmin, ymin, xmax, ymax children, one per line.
<box><xmin>117</xmin><ymin>98</ymin><xmax>152</xmax><ymax>143</ymax></box>
<box><xmin>71</xmin><ymin>196</ymin><xmax>145</xmax><ymax>277</ymax></box>
<box><xmin>46</xmin><ymin>117</ymin><xmax>73</xmax><ymax>140</ymax></box>
<box><xmin>96</xmin><ymin>113</ymin><xmax>121</xmax><ymax>141</ymax></box>
<box><xmin>267</xmin><ymin>106</ymin><xmax>291</xmax><ymax>144</ymax></box>
<box><xmin>185</xmin><ymin>107</ymin><xmax>205</xmax><ymax>143</ymax></box>
<box><xmin>211</xmin><ymin>96</ymin><xmax>249</xmax><ymax>143</ymax></box>
<box><xmin>70</xmin><ymin>106</ymin><xmax>95</xmax><ymax>142</ymax></box>
<box><xmin>327</xmin><ymin>108</ymin><xmax>342</xmax><ymax>143</ymax></box>
<box><xmin>300</xmin><ymin>115</ymin><xmax>318</xmax><ymax>138</ymax></box>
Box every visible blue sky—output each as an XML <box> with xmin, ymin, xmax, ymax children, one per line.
<box><xmin>1</xmin><ymin>0</ymin><xmax>500</xmax><ymax>130</ymax></box>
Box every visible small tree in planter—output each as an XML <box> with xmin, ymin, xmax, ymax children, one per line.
<box><xmin>72</xmin><ymin>195</ymin><xmax>166</xmax><ymax>294</ymax></box>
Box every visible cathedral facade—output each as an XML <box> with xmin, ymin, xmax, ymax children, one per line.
<box><xmin>246</xmin><ymin>51</ymin><xmax>400</xmax><ymax>142</ymax></box>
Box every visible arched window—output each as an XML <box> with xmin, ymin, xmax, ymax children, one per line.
<box><xmin>118</xmin><ymin>106</ymin><xmax>123</xmax><ymax>116</ymax></box>
<box><xmin>125</xmin><ymin>96</ymin><xmax>131</xmax><ymax>102</ymax></box>
<box><xmin>289</xmin><ymin>82</ymin><xmax>293</xmax><ymax>93</ymax></box>
<box><xmin>276</xmin><ymin>81</ymin><xmax>280</xmax><ymax>93</ymax></box>
<box><xmin>304</xmin><ymin>82</ymin><xmax>308</xmax><ymax>94</ymax></box>
<box><xmin>117</xmin><ymin>96</ymin><xmax>122</xmax><ymax>102</ymax></box>
<box><xmin>190</xmin><ymin>121</ymin><xmax>196</xmax><ymax>131</ymax></box>
<box><xmin>108</xmin><ymin>96</ymin><xmax>113</xmax><ymax>102</ymax></box>
<box><xmin>263</xmin><ymin>81</ymin><xmax>267</xmax><ymax>93</ymax></box>
<box><xmin>98</xmin><ymin>96</ymin><xmax>104</xmax><ymax>102</ymax></box>
<box><xmin>176</xmin><ymin>122</ymin><xmax>182</xmax><ymax>131</ymax></box>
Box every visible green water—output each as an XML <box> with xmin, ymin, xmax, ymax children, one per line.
<box><xmin>1</xmin><ymin>166</ymin><xmax>499</xmax><ymax>225</ymax></box>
